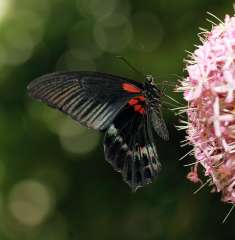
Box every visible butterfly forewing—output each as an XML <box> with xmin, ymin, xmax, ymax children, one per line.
<box><xmin>27</xmin><ymin>71</ymin><xmax>144</xmax><ymax>131</ymax></box>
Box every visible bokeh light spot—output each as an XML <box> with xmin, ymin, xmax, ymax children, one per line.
<box><xmin>0</xmin><ymin>9</ymin><xmax>45</xmax><ymax>67</ymax></box>
<box><xmin>94</xmin><ymin>18</ymin><xmax>133</xmax><ymax>53</ymax></box>
<box><xmin>28</xmin><ymin>103</ymin><xmax>100</xmax><ymax>155</ymax></box>
<box><xmin>8</xmin><ymin>180</ymin><xmax>53</xmax><ymax>226</ymax></box>
<box><xmin>28</xmin><ymin>103</ymin><xmax>62</xmax><ymax>132</ymax></box>
<box><xmin>76</xmin><ymin>0</ymin><xmax>117</xmax><ymax>20</ymax></box>
<box><xmin>58</xmin><ymin>118</ymin><xmax>100</xmax><ymax>155</ymax></box>
<box><xmin>0</xmin><ymin>0</ymin><xmax>11</xmax><ymax>23</ymax></box>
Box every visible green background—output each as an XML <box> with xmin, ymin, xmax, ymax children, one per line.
<box><xmin>0</xmin><ymin>0</ymin><xmax>234</xmax><ymax>239</ymax></box>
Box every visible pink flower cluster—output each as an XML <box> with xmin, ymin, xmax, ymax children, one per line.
<box><xmin>178</xmin><ymin>15</ymin><xmax>235</xmax><ymax>204</ymax></box>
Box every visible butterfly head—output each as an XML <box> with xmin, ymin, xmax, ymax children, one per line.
<box><xmin>145</xmin><ymin>75</ymin><xmax>155</xmax><ymax>85</ymax></box>
<box><xmin>145</xmin><ymin>74</ymin><xmax>163</xmax><ymax>97</ymax></box>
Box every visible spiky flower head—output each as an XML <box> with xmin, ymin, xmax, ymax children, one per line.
<box><xmin>177</xmin><ymin>13</ymin><xmax>235</xmax><ymax>204</ymax></box>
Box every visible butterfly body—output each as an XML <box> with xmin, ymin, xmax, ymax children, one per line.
<box><xmin>28</xmin><ymin>71</ymin><xmax>169</xmax><ymax>191</ymax></box>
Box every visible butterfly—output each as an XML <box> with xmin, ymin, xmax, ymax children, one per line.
<box><xmin>27</xmin><ymin>71</ymin><xmax>169</xmax><ymax>191</ymax></box>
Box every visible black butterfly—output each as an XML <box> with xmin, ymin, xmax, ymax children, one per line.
<box><xmin>27</xmin><ymin>71</ymin><xmax>169</xmax><ymax>191</ymax></box>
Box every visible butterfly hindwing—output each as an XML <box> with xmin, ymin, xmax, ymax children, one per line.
<box><xmin>27</xmin><ymin>71</ymin><xmax>144</xmax><ymax>130</ymax></box>
<box><xmin>104</xmin><ymin>104</ymin><xmax>161</xmax><ymax>191</ymax></box>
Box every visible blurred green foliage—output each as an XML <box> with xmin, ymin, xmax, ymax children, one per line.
<box><xmin>0</xmin><ymin>0</ymin><xmax>234</xmax><ymax>239</ymax></box>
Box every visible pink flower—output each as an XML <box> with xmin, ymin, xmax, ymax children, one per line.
<box><xmin>177</xmin><ymin>14</ymin><xmax>235</xmax><ymax>204</ymax></box>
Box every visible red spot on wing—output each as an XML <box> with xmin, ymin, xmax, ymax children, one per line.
<box><xmin>127</xmin><ymin>96</ymin><xmax>145</xmax><ymax>114</ymax></box>
<box><xmin>137</xmin><ymin>96</ymin><xmax>145</xmax><ymax>101</ymax></box>
<box><xmin>128</xmin><ymin>98</ymin><xmax>138</xmax><ymax>105</ymax></box>
<box><xmin>134</xmin><ymin>105</ymin><xmax>142</xmax><ymax>111</ymax></box>
<box><xmin>134</xmin><ymin>105</ymin><xmax>145</xmax><ymax>114</ymax></box>
<box><xmin>134</xmin><ymin>104</ymin><xmax>142</xmax><ymax>112</ymax></box>
<box><xmin>122</xmin><ymin>83</ymin><xmax>141</xmax><ymax>93</ymax></box>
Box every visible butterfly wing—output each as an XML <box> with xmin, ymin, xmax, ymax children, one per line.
<box><xmin>149</xmin><ymin>107</ymin><xmax>169</xmax><ymax>141</ymax></box>
<box><xmin>27</xmin><ymin>71</ymin><xmax>144</xmax><ymax>130</ymax></box>
<box><xmin>104</xmin><ymin>104</ymin><xmax>161</xmax><ymax>191</ymax></box>
<box><xmin>28</xmin><ymin>71</ymin><xmax>162</xmax><ymax>190</ymax></box>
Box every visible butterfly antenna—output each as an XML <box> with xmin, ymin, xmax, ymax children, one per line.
<box><xmin>116</xmin><ymin>56</ymin><xmax>145</xmax><ymax>78</ymax></box>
